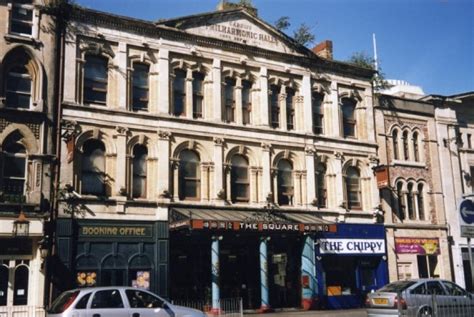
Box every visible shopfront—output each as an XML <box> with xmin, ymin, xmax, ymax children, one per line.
<box><xmin>315</xmin><ymin>223</ymin><xmax>388</xmax><ymax>309</ymax></box>
<box><xmin>169</xmin><ymin>207</ymin><xmax>336</xmax><ymax>311</ymax></box>
<box><xmin>54</xmin><ymin>219</ymin><xmax>168</xmax><ymax>296</ymax></box>
<box><xmin>394</xmin><ymin>237</ymin><xmax>441</xmax><ymax>279</ymax></box>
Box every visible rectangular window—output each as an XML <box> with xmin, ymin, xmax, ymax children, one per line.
<box><xmin>242</xmin><ymin>80</ymin><xmax>252</xmax><ymax>125</ymax></box>
<box><xmin>173</xmin><ymin>69</ymin><xmax>186</xmax><ymax>116</ymax></box>
<box><xmin>397</xmin><ymin>262</ymin><xmax>413</xmax><ymax>280</ymax></box>
<box><xmin>10</xmin><ymin>2</ymin><xmax>33</xmax><ymax>36</ymax></box>
<box><xmin>312</xmin><ymin>92</ymin><xmax>324</xmax><ymax>135</ymax></box>
<box><xmin>131</xmin><ymin>63</ymin><xmax>149</xmax><ymax>111</ymax></box>
<box><xmin>468</xmin><ymin>134</ymin><xmax>472</xmax><ymax>149</ymax></box>
<box><xmin>6</xmin><ymin>67</ymin><xmax>31</xmax><ymax>109</ymax></box>
<box><xmin>471</xmin><ymin>167</ymin><xmax>474</xmax><ymax>193</ymax></box>
<box><xmin>224</xmin><ymin>78</ymin><xmax>236</xmax><ymax>123</ymax></box>
<box><xmin>192</xmin><ymin>72</ymin><xmax>204</xmax><ymax>119</ymax></box>
<box><xmin>286</xmin><ymin>88</ymin><xmax>295</xmax><ymax>130</ymax></box>
<box><xmin>270</xmin><ymin>85</ymin><xmax>280</xmax><ymax>128</ymax></box>
<box><xmin>417</xmin><ymin>255</ymin><xmax>439</xmax><ymax>278</ymax></box>
<box><xmin>84</xmin><ymin>56</ymin><xmax>108</xmax><ymax>105</ymax></box>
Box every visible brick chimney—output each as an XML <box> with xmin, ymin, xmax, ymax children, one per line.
<box><xmin>312</xmin><ymin>40</ymin><xmax>333</xmax><ymax>60</ymax></box>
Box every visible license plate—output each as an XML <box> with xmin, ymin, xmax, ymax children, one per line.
<box><xmin>373</xmin><ymin>298</ymin><xmax>389</xmax><ymax>305</ymax></box>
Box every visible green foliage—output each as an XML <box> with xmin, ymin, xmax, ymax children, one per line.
<box><xmin>293</xmin><ymin>23</ymin><xmax>315</xmax><ymax>46</ymax></box>
<box><xmin>275</xmin><ymin>16</ymin><xmax>290</xmax><ymax>31</ymax></box>
<box><xmin>347</xmin><ymin>51</ymin><xmax>391</xmax><ymax>91</ymax></box>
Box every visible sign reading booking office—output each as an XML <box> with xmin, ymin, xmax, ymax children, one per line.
<box><xmin>318</xmin><ymin>239</ymin><xmax>386</xmax><ymax>254</ymax></box>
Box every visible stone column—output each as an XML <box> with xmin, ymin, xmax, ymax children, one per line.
<box><xmin>261</xmin><ymin>143</ymin><xmax>272</xmax><ymax>203</ymax></box>
<box><xmin>334</xmin><ymin>152</ymin><xmax>345</xmax><ymax>209</ymax></box>
<box><xmin>259</xmin><ymin>237</ymin><xmax>271</xmax><ymax>312</ymax></box>
<box><xmin>235</xmin><ymin>77</ymin><xmax>243</xmax><ymax>125</ymax></box>
<box><xmin>302</xmin><ymin>74</ymin><xmax>313</xmax><ymax>133</ymax></box>
<box><xmin>225</xmin><ymin>164</ymin><xmax>232</xmax><ymax>202</ymax></box>
<box><xmin>115</xmin><ymin>127</ymin><xmax>128</xmax><ymax>196</ymax></box>
<box><xmin>172</xmin><ymin>160</ymin><xmax>180</xmax><ymax>201</ymax></box>
<box><xmin>279</xmin><ymin>86</ymin><xmax>287</xmax><ymax>131</ymax></box>
<box><xmin>301</xmin><ymin>235</ymin><xmax>317</xmax><ymax>310</ymax></box>
<box><xmin>157</xmin><ymin>131</ymin><xmax>171</xmax><ymax>198</ymax></box>
<box><xmin>185</xmin><ymin>68</ymin><xmax>193</xmax><ymax>119</ymax></box>
<box><xmin>158</xmin><ymin>49</ymin><xmax>169</xmax><ymax>114</ymax></box>
<box><xmin>414</xmin><ymin>191</ymin><xmax>420</xmax><ymax>220</ymax></box>
<box><xmin>211</xmin><ymin>236</ymin><xmax>221</xmax><ymax>314</ymax></box>
<box><xmin>212</xmin><ymin>59</ymin><xmax>222</xmax><ymax>122</ymax></box>
<box><xmin>259</xmin><ymin>67</ymin><xmax>269</xmax><ymax>127</ymax></box>
<box><xmin>213</xmin><ymin>138</ymin><xmax>224</xmax><ymax>202</ymax></box>
<box><xmin>250</xmin><ymin>167</ymin><xmax>260</xmax><ymax>203</ymax></box>
<box><xmin>329</xmin><ymin>81</ymin><xmax>341</xmax><ymax>137</ymax></box>
<box><xmin>117</xmin><ymin>42</ymin><xmax>128</xmax><ymax>110</ymax></box>
<box><xmin>305</xmin><ymin>147</ymin><xmax>316</xmax><ymax>207</ymax></box>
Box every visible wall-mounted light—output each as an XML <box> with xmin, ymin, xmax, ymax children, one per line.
<box><xmin>13</xmin><ymin>211</ymin><xmax>29</xmax><ymax>237</ymax></box>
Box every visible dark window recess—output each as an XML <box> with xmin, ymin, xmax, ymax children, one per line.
<box><xmin>84</xmin><ymin>55</ymin><xmax>108</xmax><ymax>105</ymax></box>
<box><xmin>179</xmin><ymin>150</ymin><xmax>201</xmax><ymax>200</ymax></box>
<box><xmin>81</xmin><ymin>139</ymin><xmax>106</xmax><ymax>196</ymax></box>
<box><xmin>10</xmin><ymin>4</ymin><xmax>33</xmax><ymax>36</ymax></box>
<box><xmin>270</xmin><ymin>85</ymin><xmax>280</xmax><ymax>128</ymax></box>
<box><xmin>393</xmin><ymin>130</ymin><xmax>399</xmax><ymax>160</ymax></box>
<box><xmin>345</xmin><ymin>166</ymin><xmax>361</xmax><ymax>209</ymax></box>
<box><xmin>6</xmin><ymin>66</ymin><xmax>31</xmax><ymax>109</ymax></box>
<box><xmin>224</xmin><ymin>78</ymin><xmax>236</xmax><ymax>123</ymax></box>
<box><xmin>316</xmin><ymin>163</ymin><xmax>327</xmax><ymax>208</ymax></box>
<box><xmin>312</xmin><ymin>92</ymin><xmax>324</xmax><ymax>134</ymax></box>
<box><xmin>277</xmin><ymin>159</ymin><xmax>293</xmax><ymax>206</ymax></box>
<box><xmin>173</xmin><ymin>69</ymin><xmax>186</xmax><ymax>116</ymax></box>
<box><xmin>0</xmin><ymin>266</ymin><xmax>8</xmax><ymax>306</ymax></box>
<box><xmin>231</xmin><ymin>155</ymin><xmax>249</xmax><ymax>203</ymax></box>
<box><xmin>132</xmin><ymin>63</ymin><xmax>149</xmax><ymax>111</ymax></box>
<box><xmin>2</xmin><ymin>136</ymin><xmax>27</xmax><ymax>196</ymax></box>
<box><xmin>13</xmin><ymin>265</ymin><xmax>28</xmax><ymax>305</ymax></box>
<box><xmin>192</xmin><ymin>72</ymin><xmax>204</xmax><ymax>119</ymax></box>
<box><xmin>286</xmin><ymin>88</ymin><xmax>295</xmax><ymax>130</ymax></box>
<box><xmin>341</xmin><ymin>98</ymin><xmax>356</xmax><ymax>137</ymax></box>
<box><xmin>132</xmin><ymin>145</ymin><xmax>148</xmax><ymax>198</ymax></box>
<box><xmin>242</xmin><ymin>80</ymin><xmax>252</xmax><ymax>125</ymax></box>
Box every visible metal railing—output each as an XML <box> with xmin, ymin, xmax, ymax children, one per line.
<box><xmin>396</xmin><ymin>290</ymin><xmax>474</xmax><ymax>317</ymax></box>
<box><xmin>171</xmin><ymin>297</ymin><xmax>243</xmax><ymax>317</ymax></box>
<box><xmin>0</xmin><ymin>306</ymin><xmax>45</xmax><ymax>317</ymax></box>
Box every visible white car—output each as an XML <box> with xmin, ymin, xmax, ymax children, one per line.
<box><xmin>48</xmin><ymin>287</ymin><xmax>205</xmax><ymax>317</ymax></box>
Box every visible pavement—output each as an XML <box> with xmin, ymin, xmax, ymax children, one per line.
<box><xmin>244</xmin><ymin>308</ymin><xmax>367</xmax><ymax>316</ymax></box>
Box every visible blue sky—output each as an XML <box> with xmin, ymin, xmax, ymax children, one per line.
<box><xmin>76</xmin><ymin>0</ymin><xmax>473</xmax><ymax>95</ymax></box>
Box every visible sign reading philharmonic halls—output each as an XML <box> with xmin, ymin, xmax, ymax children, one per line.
<box><xmin>186</xmin><ymin>18</ymin><xmax>290</xmax><ymax>53</ymax></box>
<box><xmin>318</xmin><ymin>239</ymin><xmax>386</xmax><ymax>255</ymax></box>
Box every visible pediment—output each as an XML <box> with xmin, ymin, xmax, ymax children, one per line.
<box><xmin>159</xmin><ymin>10</ymin><xmax>303</xmax><ymax>55</ymax></box>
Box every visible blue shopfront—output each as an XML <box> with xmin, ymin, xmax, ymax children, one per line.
<box><xmin>315</xmin><ymin>223</ymin><xmax>388</xmax><ymax>309</ymax></box>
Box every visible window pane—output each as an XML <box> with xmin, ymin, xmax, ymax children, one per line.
<box><xmin>342</xmin><ymin>99</ymin><xmax>356</xmax><ymax>137</ymax></box>
<box><xmin>84</xmin><ymin>56</ymin><xmax>108</xmax><ymax>104</ymax></box>
<box><xmin>132</xmin><ymin>146</ymin><xmax>147</xmax><ymax>198</ymax></box>
<box><xmin>193</xmin><ymin>72</ymin><xmax>204</xmax><ymax>118</ymax></box>
<box><xmin>173</xmin><ymin>70</ymin><xmax>185</xmax><ymax>115</ymax></box>
<box><xmin>91</xmin><ymin>290</ymin><xmax>124</xmax><ymax>309</ymax></box>
<box><xmin>82</xmin><ymin>140</ymin><xmax>106</xmax><ymax>195</ymax></box>
<box><xmin>0</xmin><ymin>266</ymin><xmax>8</xmax><ymax>306</ymax></box>
<box><xmin>270</xmin><ymin>85</ymin><xmax>280</xmax><ymax>128</ymax></box>
<box><xmin>3</xmin><ymin>156</ymin><xmax>26</xmax><ymax>178</ymax></box>
<box><xmin>418</xmin><ymin>184</ymin><xmax>425</xmax><ymax>220</ymax></box>
<box><xmin>132</xmin><ymin>64</ymin><xmax>149</xmax><ymax>110</ymax></box>
<box><xmin>11</xmin><ymin>6</ymin><xmax>33</xmax><ymax>35</ymax></box>
<box><xmin>179</xmin><ymin>150</ymin><xmax>200</xmax><ymax>199</ymax></box>
<box><xmin>231</xmin><ymin>155</ymin><xmax>249</xmax><ymax>202</ymax></box>
<box><xmin>286</xmin><ymin>88</ymin><xmax>295</xmax><ymax>130</ymax></box>
<box><xmin>316</xmin><ymin>163</ymin><xmax>327</xmax><ymax>207</ymax></box>
<box><xmin>13</xmin><ymin>266</ymin><xmax>28</xmax><ymax>305</ymax></box>
<box><xmin>277</xmin><ymin>160</ymin><xmax>293</xmax><ymax>205</ymax></box>
<box><xmin>126</xmin><ymin>290</ymin><xmax>163</xmax><ymax>309</ymax></box>
<box><xmin>346</xmin><ymin>167</ymin><xmax>360</xmax><ymax>209</ymax></box>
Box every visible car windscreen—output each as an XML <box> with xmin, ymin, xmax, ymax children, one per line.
<box><xmin>378</xmin><ymin>281</ymin><xmax>416</xmax><ymax>292</ymax></box>
<box><xmin>48</xmin><ymin>290</ymin><xmax>80</xmax><ymax>313</ymax></box>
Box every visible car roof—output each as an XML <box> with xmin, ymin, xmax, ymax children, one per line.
<box><xmin>67</xmin><ymin>286</ymin><xmax>152</xmax><ymax>292</ymax></box>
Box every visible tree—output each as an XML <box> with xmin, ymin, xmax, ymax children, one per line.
<box><xmin>347</xmin><ymin>51</ymin><xmax>390</xmax><ymax>90</ymax></box>
<box><xmin>274</xmin><ymin>16</ymin><xmax>315</xmax><ymax>47</ymax></box>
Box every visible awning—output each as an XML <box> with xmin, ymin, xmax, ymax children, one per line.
<box><xmin>169</xmin><ymin>208</ymin><xmax>336</xmax><ymax>233</ymax></box>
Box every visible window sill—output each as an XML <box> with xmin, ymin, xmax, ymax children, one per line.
<box><xmin>392</xmin><ymin>160</ymin><xmax>426</xmax><ymax>168</ymax></box>
<box><xmin>4</xmin><ymin>34</ymin><xmax>41</xmax><ymax>47</ymax></box>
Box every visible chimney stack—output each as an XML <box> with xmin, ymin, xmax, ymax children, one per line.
<box><xmin>312</xmin><ymin>40</ymin><xmax>333</xmax><ymax>60</ymax></box>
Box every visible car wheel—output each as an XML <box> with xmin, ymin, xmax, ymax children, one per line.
<box><xmin>418</xmin><ymin>306</ymin><xmax>432</xmax><ymax>317</ymax></box>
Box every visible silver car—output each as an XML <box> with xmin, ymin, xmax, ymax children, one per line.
<box><xmin>47</xmin><ymin>287</ymin><xmax>205</xmax><ymax>317</ymax></box>
<box><xmin>366</xmin><ymin>279</ymin><xmax>474</xmax><ymax>317</ymax></box>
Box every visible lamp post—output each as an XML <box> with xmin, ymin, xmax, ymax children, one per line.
<box><xmin>12</xmin><ymin>210</ymin><xmax>30</xmax><ymax>237</ymax></box>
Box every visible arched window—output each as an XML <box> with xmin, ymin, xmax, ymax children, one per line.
<box><xmin>402</xmin><ymin>131</ymin><xmax>409</xmax><ymax>160</ymax></box>
<box><xmin>231</xmin><ymin>155</ymin><xmax>249</xmax><ymax>203</ymax></box>
<box><xmin>101</xmin><ymin>255</ymin><xmax>126</xmax><ymax>286</ymax></box>
<box><xmin>418</xmin><ymin>183</ymin><xmax>425</xmax><ymax>220</ymax></box>
<box><xmin>341</xmin><ymin>98</ymin><xmax>356</xmax><ymax>137</ymax></box>
<box><xmin>173</xmin><ymin>69</ymin><xmax>186</xmax><ymax>116</ymax></box>
<box><xmin>270</xmin><ymin>85</ymin><xmax>280</xmax><ymax>128</ymax></box>
<box><xmin>2</xmin><ymin>134</ymin><xmax>27</xmax><ymax>197</ymax></box>
<box><xmin>224</xmin><ymin>77</ymin><xmax>236</xmax><ymax>123</ymax></box>
<box><xmin>132</xmin><ymin>145</ymin><xmax>148</xmax><ymax>199</ymax></box>
<box><xmin>286</xmin><ymin>87</ymin><xmax>295</xmax><ymax>130</ymax></box>
<box><xmin>312</xmin><ymin>92</ymin><xmax>324</xmax><ymax>135</ymax></box>
<box><xmin>131</xmin><ymin>63</ymin><xmax>149</xmax><ymax>111</ymax></box>
<box><xmin>76</xmin><ymin>255</ymin><xmax>99</xmax><ymax>287</ymax></box>
<box><xmin>179</xmin><ymin>150</ymin><xmax>200</xmax><ymax>200</ymax></box>
<box><xmin>6</xmin><ymin>65</ymin><xmax>32</xmax><ymax>109</ymax></box>
<box><xmin>84</xmin><ymin>55</ymin><xmax>108</xmax><ymax>105</ymax></box>
<box><xmin>0</xmin><ymin>264</ymin><xmax>8</xmax><ymax>306</ymax></box>
<box><xmin>128</xmin><ymin>256</ymin><xmax>152</xmax><ymax>289</ymax></box>
<box><xmin>393</xmin><ymin>130</ymin><xmax>399</xmax><ymax>160</ymax></box>
<box><xmin>13</xmin><ymin>265</ymin><xmax>28</xmax><ymax>305</ymax></box>
<box><xmin>192</xmin><ymin>71</ymin><xmax>204</xmax><ymax>119</ymax></box>
<box><xmin>397</xmin><ymin>182</ymin><xmax>405</xmax><ymax>220</ymax></box>
<box><xmin>407</xmin><ymin>183</ymin><xmax>415</xmax><ymax>220</ymax></box>
<box><xmin>277</xmin><ymin>159</ymin><xmax>293</xmax><ymax>206</ymax></box>
<box><xmin>81</xmin><ymin>139</ymin><xmax>106</xmax><ymax>195</ymax></box>
<box><xmin>242</xmin><ymin>80</ymin><xmax>252</xmax><ymax>125</ymax></box>
<box><xmin>316</xmin><ymin>163</ymin><xmax>327</xmax><ymax>208</ymax></box>
<box><xmin>413</xmin><ymin>132</ymin><xmax>420</xmax><ymax>162</ymax></box>
<box><xmin>345</xmin><ymin>166</ymin><xmax>361</xmax><ymax>209</ymax></box>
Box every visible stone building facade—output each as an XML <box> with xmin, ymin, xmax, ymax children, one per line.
<box><xmin>428</xmin><ymin>92</ymin><xmax>474</xmax><ymax>291</ymax></box>
<box><xmin>375</xmin><ymin>93</ymin><xmax>452</xmax><ymax>285</ymax></box>
<box><xmin>54</xmin><ymin>3</ymin><xmax>386</xmax><ymax>311</ymax></box>
<box><xmin>0</xmin><ymin>0</ymin><xmax>58</xmax><ymax>315</ymax></box>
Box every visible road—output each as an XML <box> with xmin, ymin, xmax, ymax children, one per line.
<box><xmin>245</xmin><ymin>308</ymin><xmax>367</xmax><ymax>316</ymax></box>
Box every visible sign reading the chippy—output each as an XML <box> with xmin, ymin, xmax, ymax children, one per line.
<box><xmin>394</xmin><ymin>237</ymin><xmax>440</xmax><ymax>255</ymax></box>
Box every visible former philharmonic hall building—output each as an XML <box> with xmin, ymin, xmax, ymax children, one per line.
<box><xmin>52</xmin><ymin>2</ymin><xmax>389</xmax><ymax>312</ymax></box>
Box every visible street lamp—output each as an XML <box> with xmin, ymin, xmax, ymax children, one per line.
<box><xmin>12</xmin><ymin>210</ymin><xmax>29</xmax><ymax>237</ymax></box>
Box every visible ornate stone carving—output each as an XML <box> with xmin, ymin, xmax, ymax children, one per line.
<box><xmin>61</xmin><ymin>120</ymin><xmax>81</xmax><ymax>141</ymax></box>
<box><xmin>213</xmin><ymin>137</ymin><xmax>224</xmax><ymax>145</ymax></box>
<box><xmin>261</xmin><ymin>143</ymin><xmax>272</xmax><ymax>151</ymax></box>
<box><xmin>115</xmin><ymin>126</ymin><xmax>128</xmax><ymax>136</ymax></box>
<box><xmin>158</xmin><ymin>130</ymin><xmax>171</xmax><ymax>140</ymax></box>
<box><xmin>305</xmin><ymin>146</ymin><xmax>316</xmax><ymax>155</ymax></box>
<box><xmin>334</xmin><ymin>151</ymin><xmax>344</xmax><ymax>162</ymax></box>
